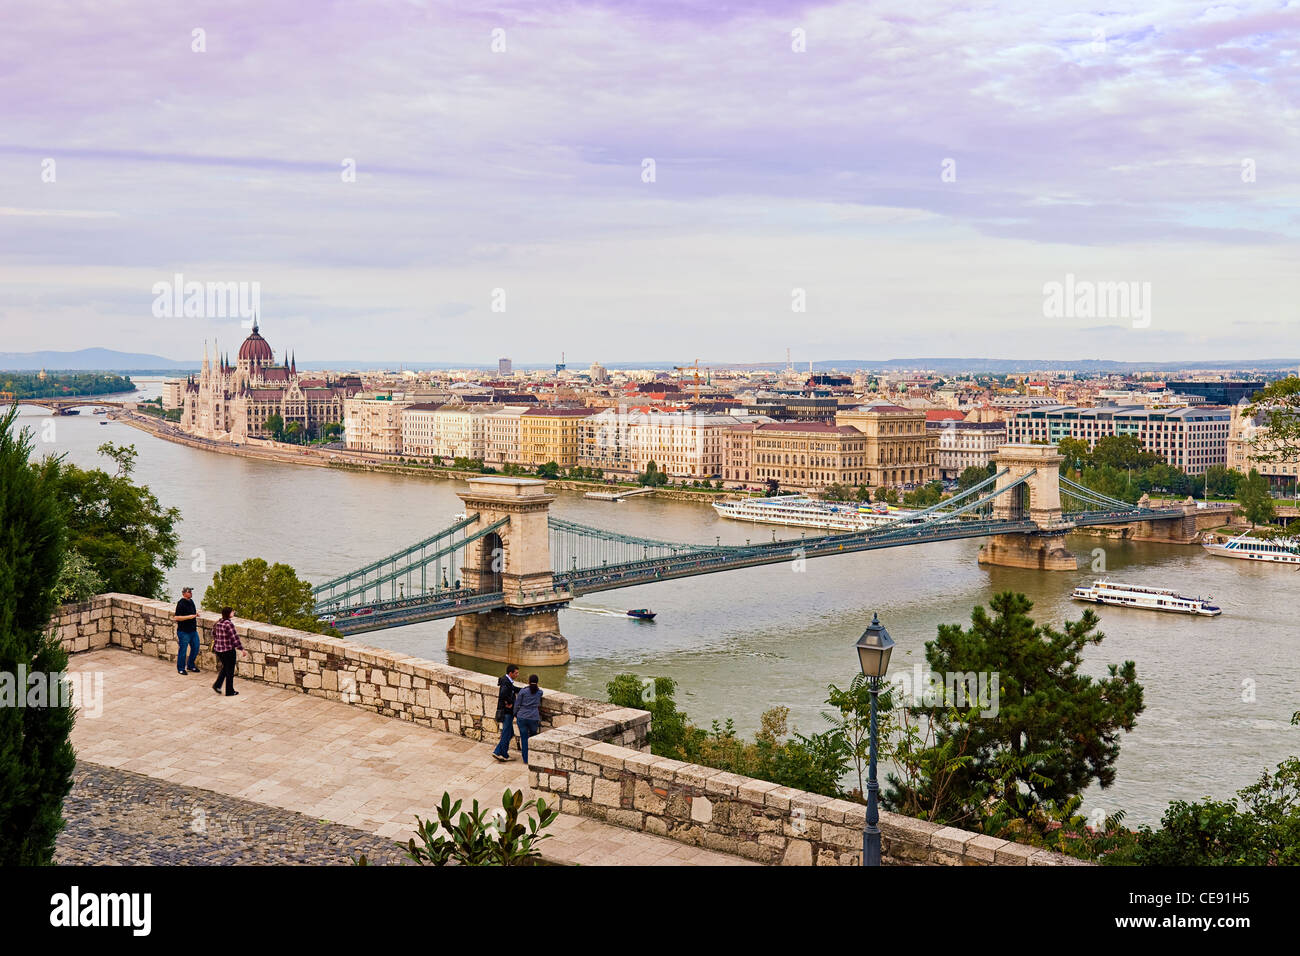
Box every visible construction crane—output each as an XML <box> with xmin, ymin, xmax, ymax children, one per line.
<box><xmin>673</xmin><ymin>359</ymin><xmax>709</xmax><ymax>402</ymax></box>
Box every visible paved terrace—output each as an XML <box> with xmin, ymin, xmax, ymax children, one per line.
<box><xmin>68</xmin><ymin>649</ymin><xmax>753</xmax><ymax>866</ymax></box>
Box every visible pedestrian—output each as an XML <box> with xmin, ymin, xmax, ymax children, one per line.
<box><xmin>491</xmin><ymin>664</ymin><xmax>520</xmax><ymax>762</ymax></box>
<box><xmin>211</xmin><ymin>607</ymin><xmax>246</xmax><ymax>697</ymax></box>
<box><xmin>513</xmin><ymin>675</ymin><xmax>543</xmax><ymax>764</ymax></box>
<box><xmin>173</xmin><ymin>586</ymin><xmax>200</xmax><ymax>675</ymax></box>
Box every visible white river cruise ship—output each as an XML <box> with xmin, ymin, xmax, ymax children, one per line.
<box><xmin>711</xmin><ymin>496</ymin><xmax>921</xmax><ymax>532</ymax></box>
<box><xmin>1071</xmin><ymin>580</ymin><xmax>1221</xmax><ymax>616</ymax></box>
<box><xmin>1202</xmin><ymin>532</ymin><xmax>1300</xmax><ymax>565</ymax></box>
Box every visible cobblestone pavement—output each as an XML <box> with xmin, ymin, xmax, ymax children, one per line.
<box><xmin>68</xmin><ymin>649</ymin><xmax>753</xmax><ymax>866</ymax></box>
<box><xmin>57</xmin><ymin>762</ymin><xmax>410</xmax><ymax>865</ymax></box>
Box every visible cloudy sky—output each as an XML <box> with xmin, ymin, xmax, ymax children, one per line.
<box><xmin>1</xmin><ymin>0</ymin><xmax>1297</xmax><ymax>365</ymax></box>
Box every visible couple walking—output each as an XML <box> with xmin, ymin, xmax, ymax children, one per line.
<box><xmin>491</xmin><ymin>664</ymin><xmax>543</xmax><ymax>764</ymax></box>
<box><xmin>172</xmin><ymin>586</ymin><xmax>248</xmax><ymax>696</ymax></box>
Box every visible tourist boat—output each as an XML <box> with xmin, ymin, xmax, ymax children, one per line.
<box><xmin>1202</xmin><ymin>532</ymin><xmax>1300</xmax><ymax>565</ymax></box>
<box><xmin>1071</xmin><ymin>580</ymin><xmax>1221</xmax><ymax>616</ymax></box>
<box><xmin>93</xmin><ymin>408</ymin><xmax>108</xmax><ymax>415</ymax></box>
<box><xmin>627</xmin><ymin>609</ymin><xmax>656</xmax><ymax>621</ymax></box>
<box><xmin>711</xmin><ymin>496</ymin><xmax>920</xmax><ymax>532</ymax></box>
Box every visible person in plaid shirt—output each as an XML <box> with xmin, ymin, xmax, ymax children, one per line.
<box><xmin>211</xmin><ymin>606</ymin><xmax>246</xmax><ymax>697</ymax></box>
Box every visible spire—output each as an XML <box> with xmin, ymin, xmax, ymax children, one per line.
<box><xmin>291</xmin><ymin>351</ymin><xmax>296</xmax><ymax>374</ymax></box>
<box><xmin>252</xmin><ymin>313</ymin><xmax>259</xmax><ymax>334</ymax></box>
<box><xmin>202</xmin><ymin>340</ymin><xmax>209</xmax><ymax>372</ymax></box>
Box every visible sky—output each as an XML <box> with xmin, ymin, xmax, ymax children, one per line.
<box><xmin>1</xmin><ymin>0</ymin><xmax>1298</xmax><ymax>365</ymax></box>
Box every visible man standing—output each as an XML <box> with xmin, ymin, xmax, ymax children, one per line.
<box><xmin>173</xmin><ymin>586</ymin><xmax>200</xmax><ymax>675</ymax></box>
<box><xmin>491</xmin><ymin>664</ymin><xmax>520</xmax><ymax>762</ymax></box>
<box><xmin>211</xmin><ymin>606</ymin><xmax>246</xmax><ymax>697</ymax></box>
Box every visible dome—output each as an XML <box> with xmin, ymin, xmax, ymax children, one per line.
<box><xmin>238</xmin><ymin>320</ymin><xmax>274</xmax><ymax>363</ymax></box>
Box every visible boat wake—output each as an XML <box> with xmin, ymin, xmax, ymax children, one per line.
<box><xmin>568</xmin><ymin>605</ymin><xmax>630</xmax><ymax>618</ymax></box>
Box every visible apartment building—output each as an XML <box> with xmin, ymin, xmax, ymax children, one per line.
<box><xmin>343</xmin><ymin>394</ymin><xmax>411</xmax><ymax>454</ymax></box>
<box><xmin>1227</xmin><ymin>401</ymin><xmax>1300</xmax><ymax>488</ymax></box>
<box><xmin>925</xmin><ymin>416</ymin><xmax>1006</xmax><ymax>480</ymax></box>
<box><xmin>520</xmin><ymin>407</ymin><xmax>591</xmax><ymax>468</ymax></box>
<box><xmin>579</xmin><ymin>408</ymin><xmax>751</xmax><ymax>479</ymax></box>
<box><xmin>482</xmin><ymin>405</ymin><xmax>530</xmax><ymax>466</ymax></box>
<box><xmin>400</xmin><ymin>402</ymin><xmax>446</xmax><ymax>457</ymax></box>
<box><xmin>1007</xmin><ymin>404</ymin><xmax>1231</xmax><ymax>475</ymax></box>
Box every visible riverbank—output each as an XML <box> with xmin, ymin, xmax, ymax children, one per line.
<box><xmin>110</xmin><ymin>411</ymin><xmax>728</xmax><ymax>503</ymax></box>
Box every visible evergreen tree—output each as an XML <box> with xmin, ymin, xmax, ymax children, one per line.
<box><xmin>0</xmin><ymin>406</ymin><xmax>77</xmax><ymax>864</ymax></box>
<box><xmin>888</xmin><ymin>592</ymin><xmax>1144</xmax><ymax>829</ymax></box>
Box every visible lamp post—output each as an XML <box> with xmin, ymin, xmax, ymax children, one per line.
<box><xmin>854</xmin><ymin>612</ymin><xmax>895</xmax><ymax>867</ymax></box>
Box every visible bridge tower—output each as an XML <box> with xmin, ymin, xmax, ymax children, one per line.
<box><xmin>446</xmin><ymin>477</ymin><xmax>572</xmax><ymax>666</ymax></box>
<box><xmin>977</xmin><ymin>444</ymin><xmax>1079</xmax><ymax>571</ymax></box>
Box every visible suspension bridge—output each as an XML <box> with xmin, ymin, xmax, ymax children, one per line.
<box><xmin>311</xmin><ymin>444</ymin><xmax>1229</xmax><ymax>664</ymax></box>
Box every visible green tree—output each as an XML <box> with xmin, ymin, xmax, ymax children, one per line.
<box><xmin>52</xmin><ymin>549</ymin><xmax>105</xmax><ymax>605</ymax></box>
<box><xmin>264</xmin><ymin>413</ymin><xmax>285</xmax><ymax>441</ymax></box>
<box><xmin>1056</xmin><ymin>437</ymin><xmax>1091</xmax><ymax>474</ymax></box>
<box><xmin>637</xmin><ymin>460</ymin><xmax>668</xmax><ymax>487</ymax></box>
<box><xmin>903</xmin><ymin>480</ymin><xmax>944</xmax><ymax>508</ymax></box>
<box><xmin>36</xmin><ymin>444</ymin><xmax>180</xmax><ymax>599</ymax></box>
<box><xmin>606</xmin><ymin>674</ymin><xmax>701</xmax><ymax>760</ymax></box>
<box><xmin>1241</xmin><ymin>376</ymin><xmax>1300</xmax><ymax>465</ymax></box>
<box><xmin>1109</xmin><ymin>757</ymin><xmax>1300</xmax><ymax>866</ymax></box>
<box><xmin>202</xmin><ymin>558</ymin><xmax>336</xmax><ymax>635</ymax></box>
<box><xmin>889</xmin><ymin>592</ymin><xmax>1144</xmax><ymax>830</ymax></box>
<box><xmin>283</xmin><ymin>421</ymin><xmax>303</xmax><ymax>444</ymax></box>
<box><xmin>873</xmin><ymin>486</ymin><xmax>899</xmax><ymax>505</ymax></box>
<box><xmin>1092</xmin><ymin>434</ymin><xmax>1159</xmax><ymax>473</ymax></box>
<box><xmin>956</xmin><ymin>464</ymin><xmax>995</xmax><ymax>494</ymax></box>
<box><xmin>0</xmin><ymin>406</ymin><xmax>78</xmax><ymax>864</ymax></box>
<box><xmin>1237</xmin><ymin>468</ymin><xmax>1275</xmax><ymax>528</ymax></box>
<box><xmin>536</xmin><ymin>461</ymin><xmax>560</xmax><ymax>479</ymax></box>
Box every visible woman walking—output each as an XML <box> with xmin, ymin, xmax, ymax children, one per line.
<box><xmin>211</xmin><ymin>607</ymin><xmax>246</xmax><ymax>697</ymax></box>
<box><xmin>513</xmin><ymin>675</ymin><xmax>543</xmax><ymax>765</ymax></box>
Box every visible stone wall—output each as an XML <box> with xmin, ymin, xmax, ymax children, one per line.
<box><xmin>525</xmin><ymin>707</ymin><xmax>1087</xmax><ymax>867</ymax></box>
<box><xmin>57</xmin><ymin>593</ymin><xmax>1080</xmax><ymax>866</ymax></box>
<box><xmin>55</xmin><ymin>594</ymin><xmax>648</xmax><ymax>752</ymax></box>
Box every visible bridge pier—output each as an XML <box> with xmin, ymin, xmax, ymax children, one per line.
<box><xmin>978</xmin><ymin>532</ymin><xmax>1078</xmax><ymax>571</ymax></box>
<box><xmin>977</xmin><ymin>444</ymin><xmax>1079</xmax><ymax>572</ymax></box>
<box><xmin>447</xmin><ymin>608</ymin><xmax>569</xmax><ymax>667</ymax></box>
<box><xmin>1126</xmin><ymin>496</ymin><xmax>1203</xmax><ymax>543</ymax></box>
<box><xmin>447</xmin><ymin>477</ymin><xmax>572</xmax><ymax>666</ymax></box>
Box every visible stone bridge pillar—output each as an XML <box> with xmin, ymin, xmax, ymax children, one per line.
<box><xmin>977</xmin><ymin>444</ymin><xmax>1079</xmax><ymax>571</ymax></box>
<box><xmin>1128</xmin><ymin>495</ymin><xmax>1203</xmax><ymax>543</ymax></box>
<box><xmin>446</xmin><ymin>477</ymin><xmax>572</xmax><ymax>666</ymax></box>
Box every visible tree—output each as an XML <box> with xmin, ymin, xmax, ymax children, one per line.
<box><xmin>52</xmin><ymin>549</ymin><xmax>105</xmax><ymax>605</ymax></box>
<box><xmin>956</xmin><ymin>464</ymin><xmax>994</xmax><ymax>494</ymax></box>
<box><xmin>888</xmin><ymin>592</ymin><xmax>1144</xmax><ymax>831</ymax></box>
<box><xmin>1109</xmin><ymin>757</ymin><xmax>1300</xmax><ymax>866</ymax></box>
<box><xmin>1241</xmin><ymin>376</ymin><xmax>1300</xmax><ymax>465</ymax></box>
<box><xmin>1056</xmin><ymin>437</ymin><xmax>1091</xmax><ymax>474</ymax></box>
<box><xmin>903</xmin><ymin>480</ymin><xmax>944</xmax><ymax>508</ymax></box>
<box><xmin>264</xmin><ymin>413</ymin><xmax>285</xmax><ymax>441</ymax></box>
<box><xmin>202</xmin><ymin>558</ymin><xmax>336</xmax><ymax>635</ymax></box>
<box><xmin>1237</xmin><ymin>468</ymin><xmax>1275</xmax><ymax>528</ymax></box>
<box><xmin>35</xmin><ymin>444</ymin><xmax>180</xmax><ymax>600</ymax></box>
<box><xmin>284</xmin><ymin>421</ymin><xmax>303</xmax><ymax>444</ymax></box>
<box><xmin>321</xmin><ymin>422</ymin><xmax>344</xmax><ymax>440</ymax></box>
<box><xmin>637</xmin><ymin>460</ymin><xmax>668</xmax><ymax>487</ymax></box>
<box><xmin>1092</xmin><ymin>434</ymin><xmax>1159</xmax><ymax>473</ymax></box>
<box><xmin>606</xmin><ymin>674</ymin><xmax>701</xmax><ymax>760</ymax></box>
<box><xmin>1202</xmin><ymin>465</ymin><xmax>1241</xmax><ymax>499</ymax></box>
<box><xmin>873</xmin><ymin>486</ymin><xmax>899</xmax><ymax>505</ymax></box>
<box><xmin>0</xmin><ymin>406</ymin><xmax>78</xmax><ymax>864</ymax></box>
<box><xmin>536</xmin><ymin>461</ymin><xmax>560</xmax><ymax>479</ymax></box>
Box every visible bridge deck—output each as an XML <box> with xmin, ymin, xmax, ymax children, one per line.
<box><xmin>69</xmin><ymin>649</ymin><xmax>753</xmax><ymax>866</ymax></box>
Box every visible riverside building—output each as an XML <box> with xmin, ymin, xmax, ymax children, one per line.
<box><xmin>835</xmin><ymin>402</ymin><xmax>939</xmax><ymax>488</ymax></box>
<box><xmin>1006</xmin><ymin>404</ymin><xmax>1231</xmax><ymax>475</ymax></box>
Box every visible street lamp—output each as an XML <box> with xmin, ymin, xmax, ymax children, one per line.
<box><xmin>854</xmin><ymin>612</ymin><xmax>895</xmax><ymax>867</ymax></box>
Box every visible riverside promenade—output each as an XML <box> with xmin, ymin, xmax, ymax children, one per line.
<box><xmin>66</xmin><ymin>649</ymin><xmax>752</xmax><ymax>866</ymax></box>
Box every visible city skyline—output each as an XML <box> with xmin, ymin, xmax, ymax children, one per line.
<box><xmin>3</xmin><ymin>1</ymin><xmax>1298</xmax><ymax>361</ymax></box>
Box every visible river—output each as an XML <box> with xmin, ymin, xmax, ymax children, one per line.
<box><xmin>17</xmin><ymin>380</ymin><xmax>1299</xmax><ymax>826</ymax></box>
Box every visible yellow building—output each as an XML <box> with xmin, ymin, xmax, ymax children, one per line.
<box><xmin>520</xmin><ymin>407</ymin><xmax>591</xmax><ymax>468</ymax></box>
<box><xmin>835</xmin><ymin>401</ymin><xmax>939</xmax><ymax>488</ymax></box>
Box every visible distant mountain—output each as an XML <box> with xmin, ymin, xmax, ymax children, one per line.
<box><xmin>0</xmin><ymin>348</ymin><xmax>193</xmax><ymax>371</ymax></box>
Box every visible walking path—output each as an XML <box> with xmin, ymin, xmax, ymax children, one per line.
<box><xmin>67</xmin><ymin>649</ymin><xmax>753</xmax><ymax>866</ymax></box>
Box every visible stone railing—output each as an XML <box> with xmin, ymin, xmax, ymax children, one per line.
<box><xmin>52</xmin><ymin>594</ymin><xmax>648</xmax><ymax>752</ymax></box>
<box><xmin>54</xmin><ymin>593</ymin><xmax>1080</xmax><ymax>866</ymax></box>
<box><xmin>525</xmin><ymin>713</ymin><xmax>1086</xmax><ymax>867</ymax></box>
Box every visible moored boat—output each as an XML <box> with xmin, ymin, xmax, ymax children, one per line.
<box><xmin>1203</xmin><ymin>532</ymin><xmax>1300</xmax><ymax>565</ymax></box>
<box><xmin>1071</xmin><ymin>580</ymin><xmax>1221</xmax><ymax>616</ymax></box>
<box><xmin>711</xmin><ymin>496</ymin><xmax>920</xmax><ymax>532</ymax></box>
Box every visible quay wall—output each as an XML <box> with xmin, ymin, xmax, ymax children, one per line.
<box><xmin>54</xmin><ymin>594</ymin><xmax>1083</xmax><ymax>867</ymax></box>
